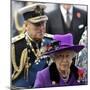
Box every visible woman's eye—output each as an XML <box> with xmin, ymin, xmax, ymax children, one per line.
<box><xmin>66</xmin><ymin>55</ymin><xmax>69</xmax><ymax>58</ymax></box>
<box><xmin>58</xmin><ymin>55</ymin><xmax>63</xmax><ymax>58</ymax></box>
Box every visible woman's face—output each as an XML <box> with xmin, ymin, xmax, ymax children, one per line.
<box><xmin>26</xmin><ymin>21</ymin><xmax>46</xmax><ymax>41</ymax></box>
<box><xmin>54</xmin><ymin>50</ymin><xmax>75</xmax><ymax>73</ymax></box>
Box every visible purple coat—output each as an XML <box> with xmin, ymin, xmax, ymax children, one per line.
<box><xmin>34</xmin><ymin>67</ymin><xmax>83</xmax><ymax>88</ymax></box>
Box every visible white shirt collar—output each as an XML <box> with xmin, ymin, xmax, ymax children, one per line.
<box><xmin>60</xmin><ymin>5</ymin><xmax>73</xmax><ymax>22</ymax></box>
<box><xmin>60</xmin><ymin>5</ymin><xmax>73</xmax><ymax>14</ymax></box>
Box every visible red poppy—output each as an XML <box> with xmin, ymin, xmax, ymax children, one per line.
<box><xmin>78</xmin><ymin>68</ymin><xmax>85</xmax><ymax>79</ymax></box>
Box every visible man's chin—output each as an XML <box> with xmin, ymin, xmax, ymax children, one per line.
<box><xmin>34</xmin><ymin>37</ymin><xmax>43</xmax><ymax>41</ymax></box>
<box><xmin>37</xmin><ymin>35</ymin><xmax>44</xmax><ymax>39</ymax></box>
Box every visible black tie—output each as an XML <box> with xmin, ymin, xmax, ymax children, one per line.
<box><xmin>66</xmin><ymin>10</ymin><xmax>71</xmax><ymax>28</ymax></box>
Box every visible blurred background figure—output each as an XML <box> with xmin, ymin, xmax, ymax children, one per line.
<box><xmin>75</xmin><ymin>27</ymin><xmax>88</xmax><ymax>84</ymax></box>
<box><xmin>46</xmin><ymin>3</ymin><xmax>87</xmax><ymax>45</ymax></box>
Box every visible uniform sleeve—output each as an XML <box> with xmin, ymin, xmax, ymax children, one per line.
<box><xmin>34</xmin><ymin>71</ymin><xmax>44</xmax><ymax>88</ymax></box>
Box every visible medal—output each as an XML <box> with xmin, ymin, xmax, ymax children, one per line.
<box><xmin>25</xmin><ymin>32</ymin><xmax>47</xmax><ymax>64</ymax></box>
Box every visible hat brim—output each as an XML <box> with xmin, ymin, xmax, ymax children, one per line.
<box><xmin>18</xmin><ymin>3</ymin><xmax>46</xmax><ymax>15</ymax></box>
<box><xmin>28</xmin><ymin>15</ymin><xmax>48</xmax><ymax>23</ymax></box>
<box><xmin>44</xmin><ymin>45</ymin><xmax>84</xmax><ymax>55</ymax></box>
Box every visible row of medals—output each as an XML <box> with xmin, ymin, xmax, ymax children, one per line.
<box><xmin>25</xmin><ymin>33</ymin><xmax>47</xmax><ymax>65</ymax></box>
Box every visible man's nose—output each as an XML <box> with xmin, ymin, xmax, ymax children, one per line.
<box><xmin>39</xmin><ymin>24</ymin><xmax>45</xmax><ymax>30</ymax></box>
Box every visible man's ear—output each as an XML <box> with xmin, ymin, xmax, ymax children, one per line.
<box><xmin>24</xmin><ymin>21</ymin><xmax>30</xmax><ymax>27</ymax></box>
<box><xmin>23</xmin><ymin>21</ymin><xmax>30</xmax><ymax>32</ymax></box>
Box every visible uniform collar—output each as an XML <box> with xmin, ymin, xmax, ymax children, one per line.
<box><xmin>25</xmin><ymin>32</ymin><xmax>44</xmax><ymax>49</ymax></box>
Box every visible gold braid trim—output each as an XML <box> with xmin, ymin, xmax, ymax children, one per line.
<box><xmin>12</xmin><ymin>48</ymin><xmax>28</xmax><ymax>80</ymax></box>
<box><xmin>11</xmin><ymin>44</ymin><xmax>19</xmax><ymax>71</ymax></box>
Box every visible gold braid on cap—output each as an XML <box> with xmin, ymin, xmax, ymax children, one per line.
<box><xmin>12</xmin><ymin>44</ymin><xmax>28</xmax><ymax>80</ymax></box>
<box><xmin>34</xmin><ymin>5</ymin><xmax>44</xmax><ymax>16</ymax></box>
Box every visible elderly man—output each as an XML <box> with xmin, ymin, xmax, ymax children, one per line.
<box><xmin>11</xmin><ymin>3</ymin><xmax>53</xmax><ymax>88</ymax></box>
<box><xmin>34</xmin><ymin>33</ymin><xmax>86</xmax><ymax>88</ymax></box>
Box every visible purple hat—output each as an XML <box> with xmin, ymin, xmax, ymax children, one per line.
<box><xmin>44</xmin><ymin>33</ymin><xmax>84</xmax><ymax>55</ymax></box>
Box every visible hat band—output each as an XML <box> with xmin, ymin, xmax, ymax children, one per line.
<box><xmin>23</xmin><ymin>11</ymin><xmax>44</xmax><ymax>20</ymax></box>
<box><xmin>48</xmin><ymin>45</ymin><xmax>72</xmax><ymax>52</ymax></box>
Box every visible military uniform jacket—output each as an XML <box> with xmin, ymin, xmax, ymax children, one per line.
<box><xmin>11</xmin><ymin>33</ymin><xmax>53</xmax><ymax>88</ymax></box>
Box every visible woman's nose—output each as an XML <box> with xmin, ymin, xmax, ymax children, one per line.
<box><xmin>62</xmin><ymin>57</ymin><xmax>67</xmax><ymax>62</ymax></box>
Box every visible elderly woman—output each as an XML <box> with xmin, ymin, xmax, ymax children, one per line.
<box><xmin>34</xmin><ymin>33</ymin><xmax>86</xmax><ymax>88</ymax></box>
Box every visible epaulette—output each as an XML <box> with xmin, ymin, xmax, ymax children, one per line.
<box><xmin>12</xmin><ymin>33</ymin><xmax>25</xmax><ymax>43</ymax></box>
<box><xmin>44</xmin><ymin>33</ymin><xmax>54</xmax><ymax>39</ymax></box>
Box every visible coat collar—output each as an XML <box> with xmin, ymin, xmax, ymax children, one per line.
<box><xmin>49</xmin><ymin>62</ymin><xmax>79</xmax><ymax>85</ymax></box>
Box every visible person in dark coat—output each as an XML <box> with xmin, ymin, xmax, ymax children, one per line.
<box><xmin>34</xmin><ymin>33</ymin><xmax>86</xmax><ymax>88</ymax></box>
<box><xmin>46</xmin><ymin>4</ymin><xmax>87</xmax><ymax>45</ymax></box>
<box><xmin>11</xmin><ymin>3</ymin><xmax>53</xmax><ymax>89</ymax></box>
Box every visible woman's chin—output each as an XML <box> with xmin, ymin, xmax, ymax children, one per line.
<box><xmin>59</xmin><ymin>67</ymin><xmax>69</xmax><ymax>72</ymax></box>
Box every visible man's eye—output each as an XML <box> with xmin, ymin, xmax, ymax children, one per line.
<box><xmin>34</xmin><ymin>23</ymin><xmax>41</xmax><ymax>26</ymax></box>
